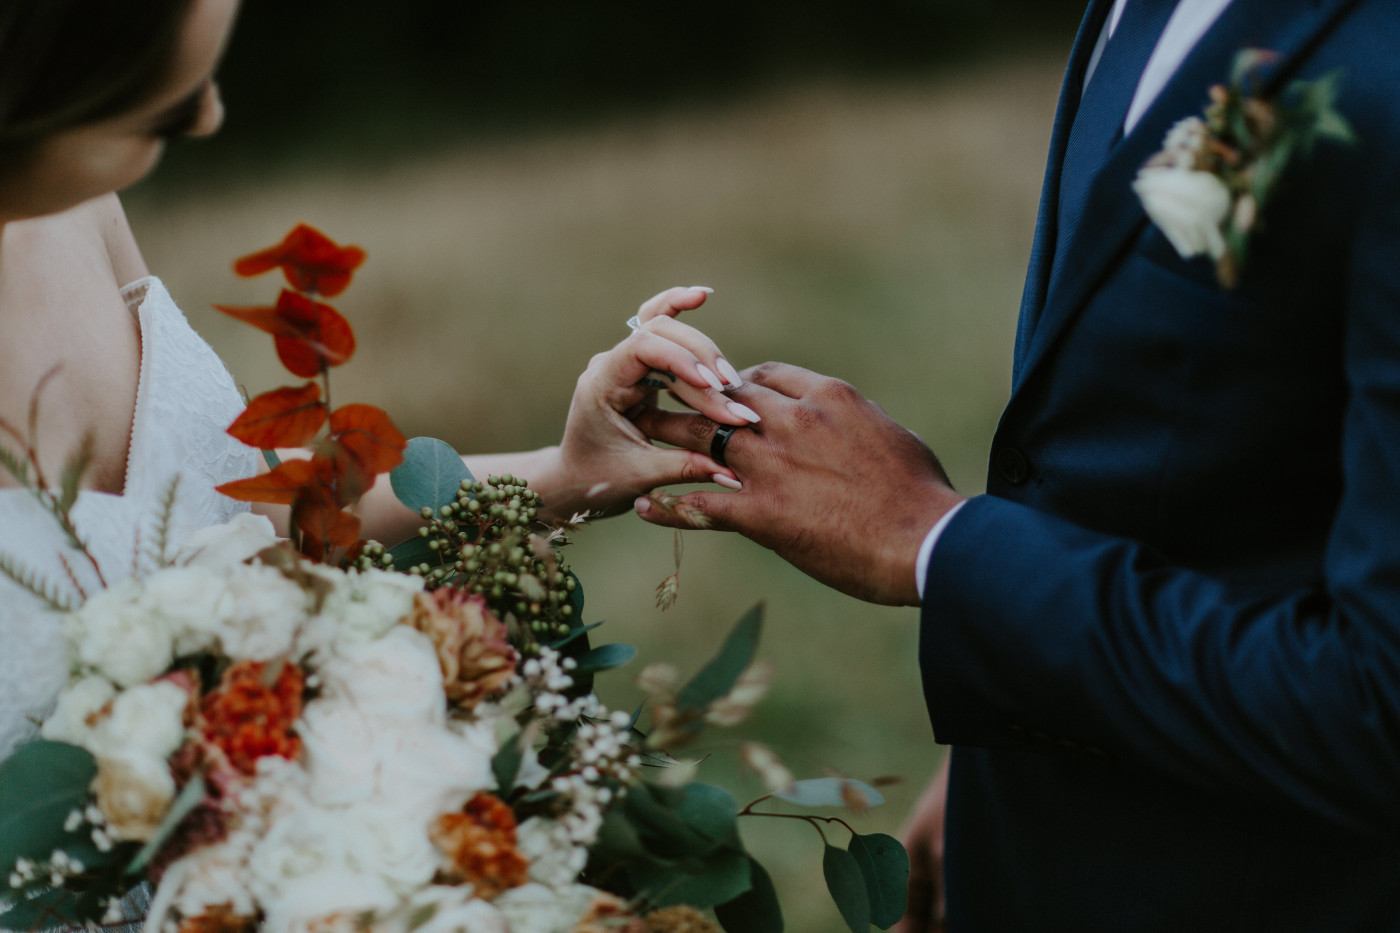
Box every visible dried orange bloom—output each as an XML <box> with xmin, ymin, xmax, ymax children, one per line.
<box><xmin>430</xmin><ymin>792</ymin><xmax>530</xmax><ymax>899</ymax></box>
<box><xmin>572</xmin><ymin>892</ymin><xmax>645</xmax><ymax>933</ymax></box>
<box><xmin>408</xmin><ymin>590</ymin><xmax>518</xmax><ymax>710</ymax></box>
<box><xmin>199</xmin><ymin>661</ymin><xmax>306</xmax><ymax>774</ymax></box>
<box><xmin>177</xmin><ymin>904</ymin><xmax>257</xmax><ymax>933</ymax></box>
<box><xmin>643</xmin><ymin>906</ymin><xmax>721</xmax><ymax>933</ymax></box>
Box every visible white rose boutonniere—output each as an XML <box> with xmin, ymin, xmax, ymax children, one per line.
<box><xmin>1134</xmin><ymin>50</ymin><xmax>1356</xmax><ymax>288</ymax></box>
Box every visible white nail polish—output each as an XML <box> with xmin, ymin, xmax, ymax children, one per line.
<box><xmin>727</xmin><ymin>401</ymin><xmax>761</xmax><ymax>423</ymax></box>
<box><xmin>689</xmin><ymin>286</ymin><xmax>715</xmax><ymax>294</ymax></box>
<box><xmin>716</xmin><ymin>358</ymin><xmax>742</xmax><ymax>388</ymax></box>
<box><xmin>712</xmin><ymin>473</ymin><xmax>743</xmax><ymax>491</ymax></box>
<box><xmin>697</xmin><ymin>363</ymin><xmax>725</xmax><ymax>392</ymax></box>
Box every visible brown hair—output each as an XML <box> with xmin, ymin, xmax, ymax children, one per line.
<box><xmin>0</xmin><ymin>0</ymin><xmax>195</xmax><ymax>142</ymax></box>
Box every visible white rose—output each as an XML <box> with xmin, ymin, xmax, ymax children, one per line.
<box><xmin>178</xmin><ymin>513</ymin><xmax>281</xmax><ymax>570</ymax></box>
<box><xmin>319</xmin><ymin>626</ymin><xmax>446</xmax><ymax>723</ymax></box>
<box><xmin>141</xmin><ymin>566</ymin><xmax>229</xmax><ymax>657</ymax></box>
<box><xmin>66</xmin><ymin>580</ymin><xmax>175</xmax><ymax>687</ymax></box>
<box><xmin>312</xmin><ymin>568</ymin><xmax>423</xmax><ymax>644</ymax></box>
<box><xmin>91</xmin><ymin>681</ymin><xmax>189</xmax><ymax>761</ymax></box>
<box><xmin>260</xmin><ymin>869</ymin><xmax>398</xmax><ymax>933</ymax></box>
<box><xmin>377</xmin><ymin>887</ymin><xmax>507</xmax><ymax>933</ymax></box>
<box><xmin>147</xmin><ymin>840</ymin><xmax>257</xmax><ymax>931</ymax></box>
<box><xmin>298</xmin><ymin>699</ymin><xmax>381</xmax><ymax>807</ymax></box>
<box><xmin>377</xmin><ymin>718</ymin><xmax>494</xmax><ymax>821</ymax></box>
<box><xmin>41</xmin><ymin>675</ymin><xmax>117</xmax><ymax>748</ymax></box>
<box><xmin>1132</xmin><ymin>165</ymin><xmax>1232</xmax><ymax>261</ymax></box>
<box><xmin>515</xmin><ymin>818</ymin><xmax>587</xmax><ymax>890</ymax></box>
<box><xmin>92</xmin><ymin>754</ymin><xmax>177</xmax><ymax>841</ymax></box>
<box><xmin>493</xmin><ymin>883</ymin><xmax>598</xmax><ymax>933</ymax></box>
<box><xmin>215</xmin><ymin>563</ymin><xmax>312</xmax><ymax>661</ymax></box>
<box><xmin>340</xmin><ymin>803</ymin><xmax>440</xmax><ymax>892</ymax></box>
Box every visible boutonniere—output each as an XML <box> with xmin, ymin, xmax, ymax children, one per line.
<box><xmin>1132</xmin><ymin>50</ymin><xmax>1356</xmax><ymax>288</ymax></box>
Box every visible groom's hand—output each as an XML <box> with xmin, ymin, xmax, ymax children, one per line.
<box><xmin>633</xmin><ymin>362</ymin><xmax>964</xmax><ymax>606</ymax></box>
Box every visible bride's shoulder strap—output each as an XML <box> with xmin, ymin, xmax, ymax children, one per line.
<box><xmin>95</xmin><ymin>193</ymin><xmax>149</xmax><ymax>289</ymax></box>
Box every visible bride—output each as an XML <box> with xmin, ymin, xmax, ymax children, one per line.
<box><xmin>0</xmin><ymin>0</ymin><xmax>756</xmax><ymax>884</ymax></box>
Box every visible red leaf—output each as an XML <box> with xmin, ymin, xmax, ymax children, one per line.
<box><xmin>215</xmin><ymin>458</ymin><xmax>319</xmax><ymax>505</ymax></box>
<box><xmin>292</xmin><ymin>481</ymin><xmax>362</xmax><ymax>553</ymax></box>
<box><xmin>227</xmin><ymin>383</ymin><xmax>326</xmax><ymax>449</ymax></box>
<box><xmin>217</xmin><ymin>290</ymin><xmax>356</xmax><ymax>376</ymax></box>
<box><xmin>233</xmin><ymin>224</ymin><xmax>367</xmax><ymax>298</ymax></box>
<box><xmin>329</xmin><ymin>404</ymin><xmax>407</xmax><ymax>475</ymax></box>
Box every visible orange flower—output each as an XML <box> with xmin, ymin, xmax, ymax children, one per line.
<box><xmin>233</xmin><ymin>223</ymin><xmax>366</xmax><ymax>298</ymax></box>
<box><xmin>429</xmin><ymin>793</ymin><xmax>530</xmax><ymax>899</ymax></box>
<box><xmin>407</xmin><ymin>591</ymin><xmax>518</xmax><ymax>710</ymax></box>
<box><xmin>177</xmin><ymin>904</ymin><xmax>257</xmax><ymax>933</ymax></box>
<box><xmin>199</xmin><ymin>661</ymin><xmax>306</xmax><ymax>774</ymax></box>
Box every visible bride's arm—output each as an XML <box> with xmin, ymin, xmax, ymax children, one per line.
<box><xmin>260</xmin><ymin>287</ymin><xmax>749</xmax><ymax>544</ymax></box>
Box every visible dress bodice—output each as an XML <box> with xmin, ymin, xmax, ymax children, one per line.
<box><xmin>0</xmin><ymin>277</ymin><xmax>261</xmax><ymax>762</ymax></box>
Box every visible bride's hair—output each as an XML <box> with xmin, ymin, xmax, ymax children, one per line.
<box><xmin>0</xmin><ymin>0</ymin><xmax>195</xmax><ymax>143</ymax></box>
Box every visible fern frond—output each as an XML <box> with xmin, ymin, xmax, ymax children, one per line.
<box><xmin>0</xmin><ymin>440</ymin><xmax>30</xmax><ymax>486</ymax></box>
<box><xmin>148</xmin><ymin>475</ymin><xmax>181</xmax><ymax>569</ymax></box>
<box><xmin>56</xmin><ymin>552</ymin><xmax>88</xmax><ymax>604</ymax></box>
<box><xmin>0</xmin><ymin>552</ymin><xmax>75</xmax><ymax>613</ymax></box>
<box><xmin>57</xmin><ymin>432</ymin><xmax>94</xmax><ymax>513</ymax></box>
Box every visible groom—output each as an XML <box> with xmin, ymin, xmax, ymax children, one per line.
<box><xmin>635</xmin><ymin>0</ymin><xmax>1400</xmax><ymax>929</ymax></box>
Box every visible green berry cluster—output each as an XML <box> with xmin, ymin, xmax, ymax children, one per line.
<box><xmin>374</xmin><ymin>474</ymin><xmax>577</xmax><ymax>648</ymax></box>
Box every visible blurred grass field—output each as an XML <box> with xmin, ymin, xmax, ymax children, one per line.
<box><xmin>125</xmin><ymin>50</ymin><xmax>1062</xmax><ymax>932</ymax></box>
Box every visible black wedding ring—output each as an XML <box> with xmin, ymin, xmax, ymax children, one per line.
<box><xmin>711</xmin><ymin>424</ymin><xmax>739</xmax><ymax>468</ymax></box>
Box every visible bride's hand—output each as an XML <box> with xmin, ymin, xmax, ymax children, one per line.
<box><xmin>535</xmin><ymin>286</ymin><xmax>757</xmax><ymax>520</ymax></box>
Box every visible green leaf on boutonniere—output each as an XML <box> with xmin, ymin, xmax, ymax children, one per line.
<box><xmin>849</xmin><ymin>832</ymin><xmax>911</xmax><ymax>929</ymax></box>
<box><xmin>390</xmin><ymin>436</ymin><xmax>474</xmax><ymax>514</ymax></box>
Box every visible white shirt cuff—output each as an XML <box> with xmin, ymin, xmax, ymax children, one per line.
<box><xmin>916</xmin><ymin>500</ymin><xmax>969</xmax><ymax>601</ymax></box>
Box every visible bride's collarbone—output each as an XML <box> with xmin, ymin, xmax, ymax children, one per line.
<box><xmin>0</xmin><ymin>211</ymin><xmax>141</xmax><ymax>495</ymax></box>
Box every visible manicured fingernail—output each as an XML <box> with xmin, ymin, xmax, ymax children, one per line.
<box><xmin>727</xmin><ymin>401</ymin><xmax>761</xmax><ymax>423</ymax></box>
<box><xmin>716</xmin><ymin>358</ymin><xmax>742</xmax><ymax>388</ymax></box>
<box><xmin>635</xmin><ymin>497</ymin><xmax>651</xmax><ymax>515</ymax></box>
<box><xmin>697</xmin><ymin>363</ymin><xmax>725</xmax><ymax>392</ymax></box>
<box><xmin>712</xmin><ymin>473</ymin><xmax>743</xmax><ymax>491</ymax></box>
<box><xmin>689</xmin><ymin>286</ymin><xmax>715</xmax><ymax>294</ymax></box>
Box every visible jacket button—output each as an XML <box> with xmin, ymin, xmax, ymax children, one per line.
<box><xmin>996</xmin><ymin>447</ymin><xmax>1031</xmax><ymax>485</ymax></box>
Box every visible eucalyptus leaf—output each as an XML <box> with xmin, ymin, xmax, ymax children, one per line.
<box><xmin>624</xmin><ymin>782</ymin><xmax>736</xmax><ymax>860</ymax></box>
<box><xmin>675</xmin><ymin>603</ymin><xmax>764</xmax><ymax>713</ymax></box>
<box><xmin>573</xmin><ymin>643</ymin><xmax>638</xmax><ymax>674</ymax></box>
<box><xmin>714</xmin><ymin>857</ymin><xmax>784</xmax><ymax>933</ymax></box>
<box><xmin>773</xmin><ymin>777</ymin><xmax>885</xmax><ymax>810</ymax></box>
<box><xmin>388</xmin><ymin>534</ymin><xmax>444</xmax><ymax>574</ymax></box>
<box><xmin>672</xmin><ymin>782</ymin><xmax>742</xmax><ymax>852</ymax></box>
<box><xmin>492</xmin><ymin>732</ymin><xmax>525</xmax><ymax>794</ymax></box>
<box><xmin>589</xmin><ymin>807</ymin><xmax>649</xmax><ymax>864</ymax></box>
<box><xmin>0</xmin><ymin>741</ymin><xmax>97</xmax><ymax>867</ymax></box>
<box><xmin>824</xmin><ymin>845</ymin><xmax>872</xmax><ymax>933</ymax></box>
<box><xmin>550</xmin><ymin>621</ymin><xmax>602</xmax><ymax>650</ymax></box>
<box><xmin>127</xmin><ymin>775</ymin><xmax>206</xmax><ymax>874</ymax></box>
<box><xmin>390</xmin><ymin>437</ymin><xmax>474</xmax><ymax>513</ymax></box>
<box><xmin>849</xmin><ymin>833</ymin><xmax>910</xmax><ymax>929</ymax></box>
<box><xmin>627</xmin><ymin>848</ymin><xmax>751</xmax><ymax>909</ymax></box>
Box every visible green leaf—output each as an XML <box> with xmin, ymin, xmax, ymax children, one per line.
<box><xmin>849</xmin><ymin>833</ymin><xmax>910</xmax><ymax>929</ymax></box>
<box><xmin>573</xmin><ymin>643</ymin><xmax>638</xmax><ymax>674</ymax></box>
<box><xmin>675</xmin><ymin>603</ymin><xmax>764</xmax><ymax>713</ymax></box>
<box><xmin>589</xmin><ymin>806</ymin><xmax>650</xmax><ymax>864</ymax></box>
<box><xmin>127</xmin><ymin>774</ymin><xmax>206</xmax><ymax>874</ymax></box>
<box><xmin>773</xmin><ymin>777</ymin><xmax>885</xmax><ymax>810</ymax></box>
<box><xmin>492</xmin><ymin>732</ymin><xmax>525</xmax><ymax>794</ymax></box>
<box><xmin>0</xmin><ymin>741</ymin><xmax>97</xmax><ymax>867</ymax></box>
<box><xmin>390</xmin><ymin>437</ymin><xmax>474</xmax><ymax>513</ymax></box>
<box><xmin>1</xmin><ymin>885</ymin><xmax>103</xmax><ymax>928</ymax></box>
<box><xmin>824</xmin><ymin>845</ymin><xmax>872</xmax><ymax>933</ymax></box>
<box><xmin>672</xmin><ymin>782</ymin><xmax>743</xmax><ymax>852</ymax></box>
<box><xmin>623</xmin><ymin>782</ymin><xmax>739</xmax><ymax>860</ymax></box>
<box><xmin>627</xmin><ymin>848</ymin><xmax>751</xmax><ymax>909</ymax></box>
<box><xmin>388</xmin><ymin>534</ymin><xmax>446</xmax><ymax>574</ymax></box>
<box><xmin>715</xmin><ymin>857</ymin><xmax>785</xmax><ymax>933</ymax></box>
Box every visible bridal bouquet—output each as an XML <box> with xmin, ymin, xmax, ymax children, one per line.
<box><xmin>0</xmin><ymin>227</ymin><xmax>908</xmax><ymax>933</ymax></box>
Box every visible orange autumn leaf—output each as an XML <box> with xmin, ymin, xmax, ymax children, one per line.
<box><xmin>292</xmin><ymin>481</ymin><xmax>362</xmax><ymax>553</ymax></box>
<box><xmin>215</xmin><ymin>290</ymin><xmax>355</xmax><ymax>377</ymax></box>
<box><xmin>329</xmin><ymin>403</ymin><xmax>407</xmax><ymax>474</ymax></box>
<box><xmin>233</xmin><ymin>223</ymin><xmax>366</xmax><ymax>298</ymax></box>
<box><xmin>215</xmin><ymin>458</ymin><xmax>319</xmax><ymax>505</ymax></box>
<box><xmin>227</xmin><ymin>383</ymin><xmax>326</xmax><ymax>449</ymax></box>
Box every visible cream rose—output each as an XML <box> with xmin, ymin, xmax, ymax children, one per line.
<box><xmin>1132</xmin><ymin>165</ymin><xmax>1232</xmax><ymax>260</ymax></box>
<box><xmin>65</xmin><ymin>578</ymin><xmax>175</xmax><ymax>687</ymax></box>
<box><xmin>312</xmin><ymin>567</ymin><xmax>423</xmax><ymax>644</ymax></box>
<box><xmin>178</xmin><ymin>513</ymin><xmax>281</xmax><ymax>570</ymax></box>
<box><xmin>318</xmin><ymin>626</ymin><xmax>446</xmax><ymax>723</ymax></box>
<box><xmin>93</xmin><ymin>754</ymin><xmax>177</xmax><ymax>842</ymax></box>
<box><xmin>41</xmin><ymin>675</ymin><xmax>117</xmax><ymax>748</ymax></box>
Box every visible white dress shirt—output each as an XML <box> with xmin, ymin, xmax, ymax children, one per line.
<box><xmin>915</xmin><ymin>0</ymin><xmax>1235</xmax><ymax>600</ymax></box>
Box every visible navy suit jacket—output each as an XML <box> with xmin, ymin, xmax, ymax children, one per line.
<box><xmin>919</xmin><ymin>0</ymin><xmax>1400</xmax><ymax>929</ymax></box>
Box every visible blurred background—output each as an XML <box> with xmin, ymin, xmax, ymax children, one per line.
<box><xmin>124</xmin><ymin>1</ymin><xmax>1083</xmax><ymax>928</ymax></box>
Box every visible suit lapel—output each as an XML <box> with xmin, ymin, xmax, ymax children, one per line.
<box><xmin>1012</xmin><ymin>0</ymin><xmax>1118</xmax><ymax>382</ymax></box>
<box><xmin>1010</xmin><ymin>0</ymin><xmax>1361</xmax><ymax>399</ymax></box>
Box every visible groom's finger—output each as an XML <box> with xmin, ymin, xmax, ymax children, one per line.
<box><xmin>631</xmin><ymin>408</ymin><xmax>728</xmax><ymax>455</ymax></box>
<box><xmin>739</xmin><ymin>361</ymin><xmax>831</xmax><ymax>399</ymax></box>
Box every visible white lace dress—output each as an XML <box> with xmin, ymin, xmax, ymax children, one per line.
<box><xmin>0</xmin><ymin>278</ymin><xmax>260</xmax><ymax>930</ymax></box>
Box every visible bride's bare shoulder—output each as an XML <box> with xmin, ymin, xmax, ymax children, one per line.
<box><xmin>91</xmin><ymin>194</ymin><xmax>149</xmax><ymax>286</ymax></box>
